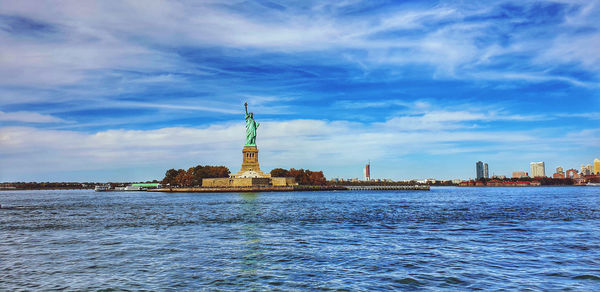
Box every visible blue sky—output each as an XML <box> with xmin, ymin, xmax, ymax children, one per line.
<box><xmin>0</xmin><ymin>0</ymin><xmax>599</xmax><ymax>182</ymax></box>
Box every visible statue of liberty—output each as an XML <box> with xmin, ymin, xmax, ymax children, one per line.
<box><xmin>244</xmin><ymin>102</ymin><xmax>259</xmax><ymax>146</ymax></box>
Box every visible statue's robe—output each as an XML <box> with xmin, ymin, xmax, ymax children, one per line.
<box><xmin>245</xmin><ymin>113</ymin><xmax>258</xmax><ymax>145</ymax></box>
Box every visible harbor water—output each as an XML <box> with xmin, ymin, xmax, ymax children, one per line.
<box><xmin>1</xmin><ymin>187</ymin><xmax>599</xmax><ymax>290</ymax></box>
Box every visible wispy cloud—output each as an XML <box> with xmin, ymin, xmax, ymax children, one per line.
<box><xmin>0</xmin><ymin>111</ymin><xmax>67</xmax><ymax>123</ymax></box>
<box><xmin>1</xmin><ymin>0</ymin><xmax>598</xmax><ymax>88</ymax></box>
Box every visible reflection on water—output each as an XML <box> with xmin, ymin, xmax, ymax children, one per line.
<box><xmin>239</xmin><ymin>192</ymin><xmax>263</xmax><ymax>281</ymax></box>
<box><xmin>1</xmin><ymin>187</ymin><xmax>600</xmax><ymax>290</ymax></box>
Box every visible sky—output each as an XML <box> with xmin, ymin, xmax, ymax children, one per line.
<box><xmin>0</xmin><ymin>0</ymin><xmax>599</xmax><ymax>182</ymax></box>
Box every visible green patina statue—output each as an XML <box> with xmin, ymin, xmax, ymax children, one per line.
<box><xmin>244</xmin><ymin>102</ymin><xmax>259</xmax><ymax>146</ymax></box>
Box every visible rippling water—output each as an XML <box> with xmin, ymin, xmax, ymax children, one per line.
<box><xmin>1</xmin><ymin>187</ymin><xmax>600</xmax><ymax>290</ymax></box>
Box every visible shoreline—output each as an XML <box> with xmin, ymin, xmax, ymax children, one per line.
<box><xmin>3</xmin><ymin>185</ymin><xmax>597</xmax><ymax>191</ymax></box>
<box><xmin>149</xmin><ymin>185</ymin><xmax>430</xmax><ymax>193</ymax></box>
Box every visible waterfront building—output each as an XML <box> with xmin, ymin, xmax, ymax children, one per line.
<box><xmin>476</xmin><ymin>161</ymin><xmax>484</xmax><ymax>180</ymax></box>
<box><xmin>566</xmin><ymin>169</ymin><xmax>579</xmax><ymax>179</ymax></box>
<box><xmin>595</xmin><ymin>158</ymin><xmax>600</xmax><ymax>174</ymax></box>
<box><xmin>581</xmin><ymin>164</ymin><xmax>593</xmax><ymax>175</ymax></box>
<box><xmin>553</xmin><ymin>166</ymin><xmax>565</xmax><ymax>179</ymax></box>
<box><xmin>512</xmin><ymin>171</ymin><xmax>528</xmax><ymax>178</ymax></box>
<box><xmin>484</xmin><ymin>163</ymin><xmax>489</xmax><ymax>179</ymax></box>
<box><xmin>530</xmin><ymin>162</ymin><xmax>546</xmax><ymax>178</ymax></box>
<box><xmin>485</xmin><ymin>180</ymin><xmax>541</xmax><ymax>187</ymax></box>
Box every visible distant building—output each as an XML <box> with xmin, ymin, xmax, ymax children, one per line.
<box><xmin>484</xmin><ymin>163</ymin><xmax>489</xmax><ymax>179</ymax></box>
<box><xmin>566</xmin><ymin>169</ymin><xmax>579</xmax><ymax>179</ymax></box>
<box><xmin>581</xmin><ymin>164</ymin><xmax>593</xmax><ymax>175</ymax></box>
<box><xmin>491</xmin><ymin>175</ymin><xmax>506</xmax><ymax>179</ymax></box>
<box><xmin>364</xmin><ymin>162</ymin><xmax>371</xmax><ymax>181</ymax></box>
<box><xmin>512</xmin><ymin>171</ymin><xmax>528</xmax><ymax>178</ymax></box>
<box><xmin>595</xmin><ymin>158</ymin><xmax>600</xmax><ymax>175</ymax></box>
<box><xmin>553</xmin><ymin>166</ymin><xmax>565</xmax><ymax>179</ymax></box>
<box><xmin>530</xmin><ymin>162</ymin><xmax>546</xmax><ymax>178</ymax></box>
<box><xmin>476</xmin><ymin>161</ymin><xmax>484</xmax><ymax>180</ymax></box>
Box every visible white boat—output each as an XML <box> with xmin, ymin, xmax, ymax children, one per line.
<box><xmin>94</xmin><ymin>185</ymin><xmax>110</xmax><ymax>192</ymax></box>
<box><xmin>114</xmin><ymin>185</ymin><xmax>145</xmax><ymax>191</ymax></box>
<box><xmin>587</xmin><ymin>182</ymin><xmax>600</xmax><ymax>186</ymax></box>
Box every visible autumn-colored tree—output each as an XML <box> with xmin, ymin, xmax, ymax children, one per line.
<box><xmin>162</xmin><ymin>168</ymin><xmax>180</xmax><ymax>186</ymax></box>
<box><xmin>270</xmin><ymin>168</ymin><xmax>289</xmax><ymax>177</ymax></box>
<box><xmin>190</xmin><ymin>165</ymin><xmax>230</xmax><ymax>186</ymax></box>
<box><xmin>288</xmin><ymin>168</ymin><xmax>310</xmax><ymax>185</ymax></box>
<box><xmin>175</xmin><ymin>168</ymin><xmax>194</xmax><ymax>187</ymax></box>
<box><xmin>308</xmin><ymin>171</ymin><xmax>327</xmax><ymax>185</ymax></box>
<box><xmin>283</xmin><ymin>168</ymin><xmax>327</xmax><ymax>185</ymax></box>
<box><xmin>163</xmin><ymin>165</ymin><xmax>230</xmax><ymax>187</ymax></box>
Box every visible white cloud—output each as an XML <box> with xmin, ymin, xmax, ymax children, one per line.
<box><xmin>0</xmin><ymin>111</ymin><xmax>67</xmax><ymax>123</ymax></box>
<box><xmin>557</xmin><ymin>112</ymin><xmax>600</xmax><ymax>120</ymax></box>
<box><xmin>4</xmin><ymin>109</ymin><xmax>596</xmax><ymax>181</ymax></box>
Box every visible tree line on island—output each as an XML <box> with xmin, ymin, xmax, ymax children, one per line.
<box><xmin>270</xmin><ymin>168</ymin><xmax>327</xmax><ymax>185</ymax></box>
<box><xmin>161</xmin><ymin>165</ymin><xmax>327</xmax><ymax>187</ymax></box>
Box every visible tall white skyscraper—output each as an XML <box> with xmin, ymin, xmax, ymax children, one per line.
<box><xmin>484</xmin><ymin>163</ymin><xmax>489</xmax><ymax>179</ymax></box>
<box><xmin>530</xmin><ymin>162</ymin><xmax>546</xmax><ymax>178</ymax></box>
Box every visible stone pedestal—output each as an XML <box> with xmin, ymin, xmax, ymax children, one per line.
<box><xmin>201</xmin><ymin>144</ymin><xmax>296</xmax><ymax>188</ymax></box>
<box><xmin>231</xmin><ymin>146</ymin><xmax>270</xmax><ymax>178</ymax></box>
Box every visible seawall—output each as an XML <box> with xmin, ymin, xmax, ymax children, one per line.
<box><xmin>148</xmin><ymin>185</ymin><xmax>429</xmax><ymax>193</ymax></box>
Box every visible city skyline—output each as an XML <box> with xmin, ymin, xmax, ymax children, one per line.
<box><xmin>1</xmin><ymin>1</ymin><xmax>599</xmax><ymax>182</ymax></box>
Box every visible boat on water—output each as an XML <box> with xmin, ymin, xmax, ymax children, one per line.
<box><xmin>114</xmin><ymin>185</ymin><xmax>146</xmax><ymax>191</ymax></box>
<box><xmin>94</xmin><ymin>185</ymin><xmax>110</xmax><ymax>192</ymax></box>
<box><xmin>95</xmin><ymin>183</ymin><xmax>161</xmax><ymax>192</ymax></box>
<box><xmin>587</xmin><ymin>182</ymin><xmax>600</xmax><ymax>186</ymax></box>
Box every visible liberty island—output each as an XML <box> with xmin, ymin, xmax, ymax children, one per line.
<box><xmin>149</xmin><ymin>102</ymin><xmax>427</xmax><ymax>192</ymax></box>
<box><xmin>153</xmin><ymin>102</ymin><xmax>299</xmax><ymax>192</ymax></box>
